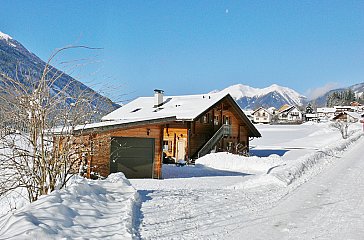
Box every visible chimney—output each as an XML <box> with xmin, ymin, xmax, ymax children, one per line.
<box><xmin>154</xmin><ymin>89</ymin><xmax>164</xmax><ymax>108</ymax></box>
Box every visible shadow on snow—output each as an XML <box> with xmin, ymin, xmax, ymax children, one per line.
<box><xmin>250</xmin><ymin>149</ymin><xmax>289</xmax><ymax>157</ymax></box>
<box><xmin>161</xmin><ymin>164</ymin><xmax>251</xmax><ymax>179</ymax></box>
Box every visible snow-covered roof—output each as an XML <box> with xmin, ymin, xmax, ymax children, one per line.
<box><xmin>334</xmin><ymin>106</ymin><xmax>355</xmax><ymax>109</ymax></box>
<box><xmin>243</xmin><ymin>110</ymin><xmax>254</xmax><ymax>116</ymax></box>
<box><xmin>102</xmin><ymin>92</ymin><xmax>230</xmax><ymax>122</ymax></box>
<box><xmin>279</xmin><ymin>105</ymin><xmax>299</xmax><ymax>114</ymax></box>
<box><xmin>345</xmin><ymin>111</ymin><xmax>363</xmax><ymax>120</ymax></box>
<box><xmin>317</xmin><ymin>107</ymin><xmax>336</xmax><ymax>113</ymax></box>
<box><xmin>252</xmin><ymin>107</ymin><xmax>272</xmax><ymax>115</ymax></box>
<box><xmin>68</xmin><ymin>92</ymin><xmax>261</xmax><ymax>137</ymax></box>
<box><xmin>74</xmin><ymin>116</ymin><xmax>177</xmax><ymax>132</ymax></box>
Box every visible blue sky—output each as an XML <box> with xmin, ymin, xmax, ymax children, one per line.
<box><xmin>2</xmin><ymin>0</ymin><xmax>364</xmax><ymax>102</ymax></box>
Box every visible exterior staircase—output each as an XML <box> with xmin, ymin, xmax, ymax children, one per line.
<box><xmin>196</xmin><ymin>124</ymin><xmax>231</xmax><ymax>159</ymax></box>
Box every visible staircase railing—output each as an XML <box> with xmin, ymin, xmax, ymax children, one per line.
<box><xmin>197</xmin><ymin>124</ymin><xmax>231</xmax><ymax>158</ymax></box>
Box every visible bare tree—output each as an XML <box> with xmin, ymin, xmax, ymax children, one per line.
<box><xmin>0</xmin><ymin>46</ymin><xmax>114</xmax><ymax>203</ymax></box>
<box><xmin>330</xmin><ymin>120</ymin><xmax>350</xmax><ymax>139</ymax></box>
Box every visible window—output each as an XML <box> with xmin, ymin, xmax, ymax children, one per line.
<box><xmin>223</xmin><ymin>116</ymin><xmax>231</xmax><ymax>125</ymax></box>
<box><xmin>214</xmin><ymin>115</ymin><xmax>219</xmax><ymax>125</ymax></box>
<box><xmin>203</xmin><ymin>113</ymin><xmax>210</xmax><ymax>124</ymax></box>
<box><xmin>131</xmin><ymin>108</ymin><xmax>141</xmax><ymax>113</ymax></box>
<box><xmin>163</xmin><ymin>140</ymin><xmax>173</xmax><ymax>152</ymax></box>
<box><xmin>163</xmin><ymin>141</ymin><xmax>169</xmax><ymax>151</ymax></box>
<box><xmin>153</xmin><ymin>108</ymin><xmax>164</xmax><ymax>112</ymax></box>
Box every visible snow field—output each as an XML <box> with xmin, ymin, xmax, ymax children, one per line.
<box><xmin>0</xmin><ymin>173</ymin><xmax>138</xmax><ymax>239</ymax></box>
<box><xmin>0</xmin><ymin>122</ymin><xmax>363</xmax><ymax>239</ymax></box>
<box><xmin>230</xmin><ymin>137</ymin><xmax>364</xmax><ymax>239</ymax></box>
<box><xmin>270</xmin><ymin>129</ymin><xmax>364</xmax><ymax>186</ymax></box>
<box><xmin>131</xmin><ymin>122</ymin><xmax>364</xmax><ymax>239</ymax></box>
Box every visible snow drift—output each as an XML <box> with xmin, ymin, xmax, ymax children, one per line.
<box><xmin>0</xmin><ymin>173</ymin><xmax>138</xmax><ymax>240</ymax></box>
<box><xmin>270</xmin><ymin>130</ymin><xmax>364</xmax><ymax>186</ymax></box>
<box><xmin>196</xmin><ymin>152</ymin><xmax>285</xmax><ymax>174</ymax></box>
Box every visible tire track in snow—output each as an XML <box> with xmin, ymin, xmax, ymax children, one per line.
<box><xmin>230</xmin><ymin>137</ymin><xmax>364</xmax><ymax>239</ymax></box>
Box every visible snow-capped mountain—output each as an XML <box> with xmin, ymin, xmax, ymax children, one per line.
<box><xmin>0</xmin><ymin>31</ymin><xmax>118</xmax><ymax>116</ymax></box>
<box><xmin>350</xmin><ymin>82</ymin><xmax>364</xmax><ymax>97</ymax></box>
<box><xmin>313</xmin><ymin>82</ymin><xmax>364</xmax><ymax>106</ymax></box>
<box><xmin>211</xmin><ymin>84</ymin><xmax>306</xmax><ymax>110</ymax></box>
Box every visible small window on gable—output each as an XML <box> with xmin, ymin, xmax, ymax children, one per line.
<box><xmin>153</xmin><ymin>108</ymin><xmax>164</xmax><ymax>112</ymax></box>
<box><xmin>131</xmin><ymin>108</ymin><xmax>141</xmax><ymax>113</ymax></box>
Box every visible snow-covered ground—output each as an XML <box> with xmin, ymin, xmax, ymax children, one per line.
<box><xmin>0</xmin><ymin>122</ymin><xmax>363</xmax><ymax>239</ymax></box>
<box><xmin>230</xmin><ymin>136</ymin><xmax>364</xmax><ymax>239</ymax></box>
<box><xmin>0</xmin><ymin>173</ymin><xmax>138</xmax><ymax>239</ymax></box>
<box><xmin>130</xmin><ymin>122</ymin><xmax>364</xmax><ymax>239</ymax></box>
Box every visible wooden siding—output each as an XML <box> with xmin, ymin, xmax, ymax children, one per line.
<box><xmin>75</xmin><ymin>124</ymin><xmax>163</xmax><ymax>179</ymax></box>
<box><xmin>189</xmin><ymin>109</ymin><xmax>215</xmax><ymax>158</ymax></box>
<box><xmin>219</xmin><ymin>109</ymin><xmax>247</xmax><ymax>152</ymax></box>
<box><xmin>189</xmin><ymin>99</ymin><xmax>250</xmax><ymax>158</ymax></box>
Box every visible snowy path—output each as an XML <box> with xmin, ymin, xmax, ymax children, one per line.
<box><xmin>230</xmin><ymin>137</ymin><xmax>364</xmax><ymax>239</ymax></box>
<box><xmin>131</xmin><ymin>170</ymin><xmax>289</xmax><ymax>240</ymax></box>
<box><xmin>132</xmin><ymin>134</ymin><xmax>364</xmax><ymax>240</ymax></box>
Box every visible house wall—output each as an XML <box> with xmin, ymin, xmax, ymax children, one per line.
<box><xmin>288</xmin><ymin>108</ymin><xmax>302</xmax><ymax>121</ymax></box>
<box><xmin>189</xmin><ymin>103</ymin><xmax>250</xmax><ymax>157</ymax></box>
<box><xmin>253</xmin><ymin>109</ymin><xmax>272</xmax><ymax>124</ymax></box>
<box><xmin>163</xmin><ymin>127</ymin><xmax>188</xmax><ymax>159</ymax></box>
<box><xmin>76</xmin><ymin>124</ymin><xmax>164</xmax><ymax>179</ymax></box>
<box><xmin>278</xmin><ymin>107</ymin><xmax>302</xmax><ymax>122</ymax></box>
<box><xmin>220</xmin><ymin>110</ymin><xmax>248</xmax><ymax>151</ymax></box>
<box><xmin>189</xmin><ymin>109</ymin><xmax>215</xmax><ymax>158</ymax></box>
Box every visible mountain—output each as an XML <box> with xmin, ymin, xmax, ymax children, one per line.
<box><xmin>0</xmin><ymin>31</ymin><xmax>118</xmax><ymax>117</ymax></box>
<box><xmin>312</xmin><ymin>82</ymin><xmax>364</xmax><ymax>107</ymax></box>
<box><xmin>211</xmin><ymin>84</ymin><xmax>306</xmax><ymax>110</ymax></box>
<box><xmin>350</xmin><ymin>82</ymin><xmax>364</xmax><ymax>97</ymax></box>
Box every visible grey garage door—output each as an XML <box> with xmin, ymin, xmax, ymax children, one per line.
<box><xmin>110</xmin><ymin>137</ymin><xmax>155</xmax><ymax>179</ymax></box>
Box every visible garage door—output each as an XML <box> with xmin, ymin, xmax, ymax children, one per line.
<box><xmin>110</xmin><ymin>137</ymin><xmax>155</xmax><ymax>179</ymax></box>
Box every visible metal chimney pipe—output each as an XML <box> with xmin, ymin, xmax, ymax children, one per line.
<box><xmin>154</xmin><ymin>89</ymin><xmax>164</xmax><ymax>108</ymax></box>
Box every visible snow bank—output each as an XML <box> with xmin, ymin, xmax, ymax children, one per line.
<box><xmin>0</xmin><ymin>173</ymin><xmax>138</xmax><ymax>240</ymax></box>
<box><xmin>271</xmin><ymin>130</ymin><xmax>364</xmax><ymax>186</ymax></box>
<box><xmin>196</xmin><ymin>152</ymin><xmax>285</xmax><ymax>174</ymax></box>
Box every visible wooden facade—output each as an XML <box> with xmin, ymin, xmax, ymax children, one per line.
<box><xmin>72</xmin><ymin>94</ymin><xmax>260</xmax><ymax>179</ymax></box>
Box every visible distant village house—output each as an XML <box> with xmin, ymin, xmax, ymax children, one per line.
<box><xmin>277</xmin><ymin>104</ymin><xmax>303</xmax><ymax>123</ymax></box>
<box><xmin>252</xmin><ymin>107</ymin><xmax>273</xmax><ymax>124</ymax></box>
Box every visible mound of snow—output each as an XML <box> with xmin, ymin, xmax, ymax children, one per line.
<box><xmin>0</xmin><ymin>173</ymin><xmax>138</xmax><ymax>239</ymax></box>
<box><xmin>270</xmin><ymin>130</ymin><xmax>364</xmax><ymax>186</ymax></box>
<box><xmin>196</xmin><ymin>152</ymin><xmax>285</xmax><ymax>174</ymax></box>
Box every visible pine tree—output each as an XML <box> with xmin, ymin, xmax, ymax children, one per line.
<box><xmin>305</xmin><ymin>103</ymin><xmax>314</xmax><ymax>114</ymax></box>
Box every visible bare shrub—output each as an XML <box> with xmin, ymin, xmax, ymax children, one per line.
<box><xmin>0</xmin><ymin>46</ymin><xmax>114</xmax><ymax>202</ymax></box>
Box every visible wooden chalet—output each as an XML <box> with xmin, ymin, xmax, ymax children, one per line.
<box><xmin>332</xmin><ymin>111</ymin><xmax>363</xmax><ymax>123</ymax></box>
<box><xmin>71</xmin><ymin>90</ymin><xmax>261</xmax><ymax>179</ymax></box>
